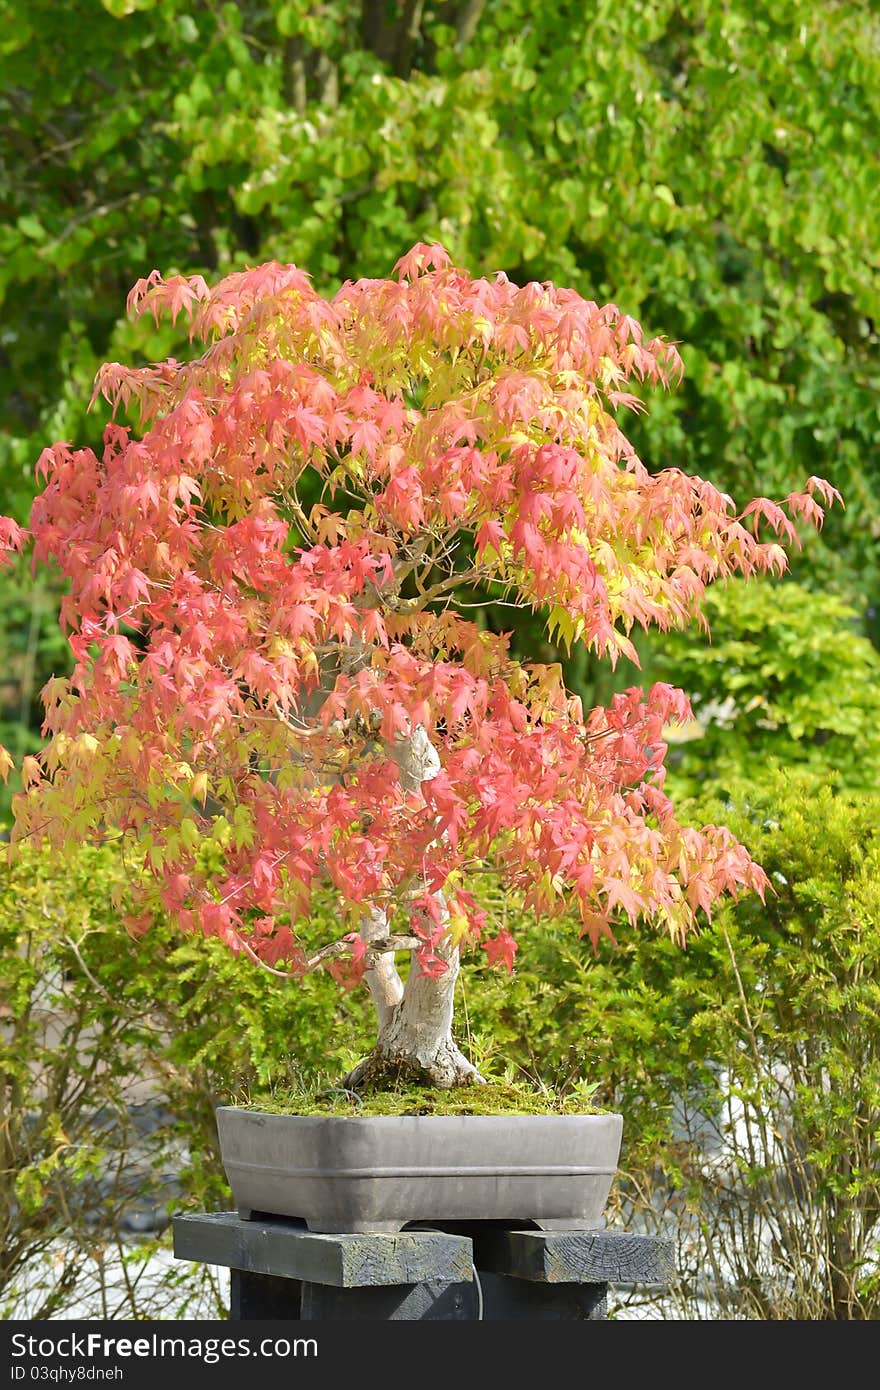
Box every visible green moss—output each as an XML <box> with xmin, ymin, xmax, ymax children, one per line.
<box><xmin>236</xmin><ymin>1078</ymin><xmax>604</xmax><ymax>1117</ymax></box>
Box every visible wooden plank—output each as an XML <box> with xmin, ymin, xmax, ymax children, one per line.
<box><xmin>173</xmin><ymin>1212</ymin><xmax>473</xmax><ymax>1288</ymax></box>
<box><xmin>473</xmin><ymin>1229</ymin><xmax>674</xmax><ymax>1286</ymax></box>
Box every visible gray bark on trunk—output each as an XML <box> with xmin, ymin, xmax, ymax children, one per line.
<box><xmin>345</xmin><ymin>726</ymin><xmax>484</xmax><ymax>1090</ymax></box>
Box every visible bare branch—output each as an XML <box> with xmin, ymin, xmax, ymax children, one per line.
<box><xmin>61</xmin><ymin>934</ymin><xmax>114</xmax><ymax>1004</ymax></box>
<box><xmin>365</xmin><ymin>934</ymin><xmax>423</xmax><ymax>958</ymax></box>
<box><xmin>392</xmin><ymin>0</ymin><xmax>426</xmax><ymax>79</ymax></box>
<box><xmin>454</xmin><ymin>0</ymin><xmax>486</xmax><ymax>49</ymax></box>
<box><xmin>316</xmin><ymin>51</ymin><xmax>339</xmax><ymax>107</ymax></box>
<box><xmin>360</xmin><ymin>904</ymin><xmax>403</xmax><ymax>1026</ymax></box>
<box><xmin>283</xmin><ymin>37</ymin><xmax>308</xmax><ymax>114</ymax></box>
<box><xmin>235</xmin><ymin>929</ymin><xmax>422</xmax><ymax>981</ymax></box>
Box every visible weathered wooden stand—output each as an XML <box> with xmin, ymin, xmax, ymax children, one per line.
<box><xmin>173</xmin><ymin>1212</ymin><xmax>673</xmax><ymax>1320</ymax></box>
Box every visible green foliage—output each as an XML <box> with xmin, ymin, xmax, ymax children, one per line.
<box><xmin>639</xmin><ymin>578</ymin><xmax>880</xmax><ymax>795</ymax></box>
<box><xmin>0</xmin><ymin>835</ymin><xmax>182</xmax><ymax>1317</ymax></box>
<box><xmin>662</xmin><ymin>772</ymin><xmax>880</xmax><ymax>1318</ymax></box>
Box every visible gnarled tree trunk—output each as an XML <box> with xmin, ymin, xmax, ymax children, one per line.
<box><xmin>344</xmin><ymin>726</ymin><xmax>484</xmax><ymax>1090</ymax></box>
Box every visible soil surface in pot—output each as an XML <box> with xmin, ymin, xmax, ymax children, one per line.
<box><xmin>237</xmin><ymin>1078</ymin><xmax>605</xmax><ymax>1118</ymax></box>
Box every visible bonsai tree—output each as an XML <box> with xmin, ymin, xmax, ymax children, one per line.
<box><xmin>0</xmin><ymin>244</ymin><xmax>838</xmax><ymax>1089</ymax></box>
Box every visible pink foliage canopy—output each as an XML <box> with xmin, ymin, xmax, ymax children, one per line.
<box><xmin>0</xmin><ymin>244</ymin><xmax>840</xmax><ymax>982</ymax></box>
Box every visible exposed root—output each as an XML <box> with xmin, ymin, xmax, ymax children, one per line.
<box><xmin>343</xmin><ymin>1038</ymin><xmax>486</xmax><ymax>1093</ymax></box>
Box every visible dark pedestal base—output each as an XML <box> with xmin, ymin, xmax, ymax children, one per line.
<box><xmin>173</xmin><ymin>1212</ymin><xmax>673</xmax><ymax>1321</ymax></box>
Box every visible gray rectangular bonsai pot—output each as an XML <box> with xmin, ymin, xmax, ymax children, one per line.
<box><xmin>216</xmin><ymin>1108</ymin><xmax>623</xmax><ymax>1233</ymax></box>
